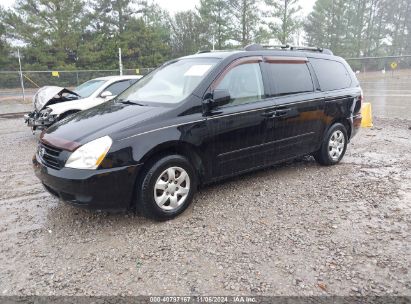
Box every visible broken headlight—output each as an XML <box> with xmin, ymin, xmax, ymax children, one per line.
<box><xmin>38</xmin><ymin>108</ymin><xmax>57</xmax><ymax>122</ymax></box>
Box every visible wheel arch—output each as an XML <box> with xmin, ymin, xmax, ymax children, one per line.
<box><xmin>138</xmin><ymin>141</ymin><xmax>207</xmax><ymax>186</ymax></box>
<box><xmin>328</xmin><ymin>117</ymin><xmax>352</xmax><ymax>140</ymax></box>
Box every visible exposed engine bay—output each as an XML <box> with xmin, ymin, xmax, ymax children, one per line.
<box><xmin>24</xmin><ymin>86</ymin><xmax>79</xmax><ymax>131</ymax></box>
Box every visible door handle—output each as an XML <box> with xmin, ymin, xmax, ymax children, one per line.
<box><xmin>275</xmin><ymin>109</ymin><xmax>290</xmax><ymax>117</ymax></box>
<box><xmin>261</xmin><ymin>110</ymin><xmax>277</xmax><ymax>118</ymax></box>
<box><xmin>262</xmin><ymin>108</ymin><xmax>294</xmax><ymax>119</ymax></box>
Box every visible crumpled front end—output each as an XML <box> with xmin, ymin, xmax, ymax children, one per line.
<box><xmin>25</xmin><ymin>86</ymin><xmax>80</xmax><ymax>131</ymax></box>
<box><xmin>24</xmin><ymin>108</ymin><xmax>58</xmax><ymax>131</ymax></box>
<box><xmin>33</xmin><ymin>86</ymin><xmax>79</xmax><ymax>112</ymax></box>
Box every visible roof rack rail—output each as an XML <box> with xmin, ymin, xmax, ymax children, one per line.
<box><xmin>244</xmin><ymin>43</ymin><xmax>334</xmax><ymax>55</ymax></box>
<box><xmin>196</xmin><ymin>49</ymin><xmax>235</xmax><ymax>54</ymax></box>
<box><xmin>289</xmin><ymin>46</ymin><xmax>334</xmax><ymax>55</ymax></box>
<box><xmin>261</xmin><ymin>44</ymin><xmax>290</xmax><ymax>50</ymax></box>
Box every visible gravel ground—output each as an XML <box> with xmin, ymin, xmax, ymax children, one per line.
<box><xmin>0</xmin><ymin>116</ymin><xmax>410</xmax><ymax>296</ymax></box>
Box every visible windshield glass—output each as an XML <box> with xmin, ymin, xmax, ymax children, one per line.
<box><xmin>117</xmin><ymin>58</ymin><xmax>220</xmax><ymax>104</ymax></box>
<box><xmin>74</xmin><ymin>80</ymin><xmax>106</xmax><ymax>98</ymax></box>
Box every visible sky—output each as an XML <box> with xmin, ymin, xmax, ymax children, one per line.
<box><xmin>1</xmin><ymin>0</ymin><xmax>316</xmax><ymax>16</ymax></box>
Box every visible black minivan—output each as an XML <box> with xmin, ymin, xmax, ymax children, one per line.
<box><xmin>34</xmin><ymin>45</ymin><xmax>362</xmax><ymax>220</ymax></box>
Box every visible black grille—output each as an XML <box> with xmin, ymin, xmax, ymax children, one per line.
<box><xmin>38</xmin><ymin>142</ymin><xmax>63</xmax><ymax>170</ymax></box>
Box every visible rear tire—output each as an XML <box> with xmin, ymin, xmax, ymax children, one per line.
<box><xmin>137</xmin><ymin>155</ymin><xmax>197</xmax><ymax>221</ymax></box>
<box><xmin>314</xmin><ymin>123</ymin><xmax>348</xmax><ymax>166</ymax></box>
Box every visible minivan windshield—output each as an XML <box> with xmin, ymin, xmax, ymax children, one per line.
<box><xmin>74</xmin><ymin>80</ymin><xmax>106</xmax><ymax>98</ymax></box>
<box><xmin>117</xmin><ymin>58</ymin><xmax>220</xmax><ymax>104</ymax></box>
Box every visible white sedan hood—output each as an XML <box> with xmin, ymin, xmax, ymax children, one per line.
<box><xmin>33</xmin><ymin>86</ymin><xmax>80</xmax><ymax>112</ymax></box>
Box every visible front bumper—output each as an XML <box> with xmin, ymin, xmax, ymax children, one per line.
<box><xmin>24</xmin><ymin>112</ymin><xmax>57</xmax><ymax>130</ymax></box>
<box><xmin>33</xmin><ymin>153</ymin><xmax>143</xmax><ymax>210</ymax></box>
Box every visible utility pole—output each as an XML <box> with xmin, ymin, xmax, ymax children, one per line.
<box><xmin>17</xmin><ymin>49</ymin><xmax>25</xmax><ymax>103</ymax></box>
<box><xmin>119</xmin><ymin>48</ymin><xmax>123</xmax><ymax>76</ymax></box>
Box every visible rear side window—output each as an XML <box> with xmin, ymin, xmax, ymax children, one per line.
<box><xmin>310</xmin><ymin>58</ymin><xmax>352</xmax><ymax>91</ymax></box>
<box><xmin>267</xmin><ymin>63</ymin><xmax>314</xmax><ymax>96</ymax></box>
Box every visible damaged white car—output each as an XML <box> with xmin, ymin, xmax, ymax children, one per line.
<box><xmin>24</xmin><ymin>75</ymin><xmax>142</xmax><ymax>131</ymax></box>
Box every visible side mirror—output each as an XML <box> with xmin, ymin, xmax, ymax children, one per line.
<box><xmin>203</xmin><ymin>89</ymin><xmax>231</xmax><ymax>113</ymax></box>
<box><xmin>213</xmin><ymin>89</ymin><xmax>231</xmax><ymax>107</ymax></box>
<box><xmin>100</xmin><ymin>91</ymin><xmax>113</xmax><ymax>99</ymax></box>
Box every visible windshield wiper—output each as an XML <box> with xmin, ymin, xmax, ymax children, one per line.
<box><xmin>117</xmin><ymin>99</ymin><xmax>146</xmax><ymax>106</ymax></box>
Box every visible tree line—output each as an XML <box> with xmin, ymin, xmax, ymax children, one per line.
<box><xmin>0</xmin><ymin>0</ymin><xmax>410</xmax><ymax>71</ymax></box>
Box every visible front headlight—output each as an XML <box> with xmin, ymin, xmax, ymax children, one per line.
<box><xmin>65</xmin><ymin>136</ymin><xmax>113</xmax><ymax>170</ymax></box>
<box><xmin>38</xmin><ymin>108</ymin><xmax>51</xmax><ymax>118</ymax></box>
<box><xmin>39</xmin><ymin>108</ymin><xmax>57</xmax><ymax>122</ymax></box>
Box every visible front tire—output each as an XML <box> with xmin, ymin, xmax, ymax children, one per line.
<box><xmin>137</xmin><ymin>155</ymin><xmax>197</xmax><ymax>220</ymax></box>
<box><xmin>314</xmin><ymin>123</ymin><xmax>348</xmax><ymax>166</ymax></box>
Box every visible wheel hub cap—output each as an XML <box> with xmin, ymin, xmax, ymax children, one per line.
<box><xmin>328</xmin><ymin>130</ymin><xmax>345</xmax><ymax>161</ymax></box>
<box><xmin>154</xmin><ymin>167</ymin><xmax>190</xmax><ymax>211</ymax></box>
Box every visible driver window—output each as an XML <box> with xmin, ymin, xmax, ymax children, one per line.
<box><xmin>216</xmin><ymin>63</ymin><xmax>264</xmax><ymax>106</ymax></box>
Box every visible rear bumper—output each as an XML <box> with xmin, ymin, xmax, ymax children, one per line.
<box><xmin>351</xmin><ymin>113</ymin><xmax>362</xmax><ymax>139</ymax></box>
<box><xmin>33</xmin><ymin>153</ymin><xmax>143</xmax><ymax>210</ymax></box>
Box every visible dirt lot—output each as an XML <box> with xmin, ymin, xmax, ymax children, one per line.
<box><xmin>0</xmin><ymin>116</ymin><xmax>410</xmax><ymax>296</ymax></box>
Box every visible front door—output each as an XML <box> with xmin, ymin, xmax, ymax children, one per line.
<box><xmin>204</xmin><ymin>57</ymin><xmax>276</xmax><ymax>178</ymax></box>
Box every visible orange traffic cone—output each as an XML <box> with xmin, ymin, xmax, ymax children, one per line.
<box><xmin>361</xmin><ymin>102</ymin><xmax>373</xmax><ymax>128</ymax></box>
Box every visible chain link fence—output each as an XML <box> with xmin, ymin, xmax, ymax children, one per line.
<box><xmin>346</xmin><ymin>55</ymin><xmax>411</xmax><ymax>81</ymax></box>
<box><xmin>0</xmin><ymin>68</ymin><xmax>154</xmax><ymax>88</ymax></box>
<box><xmin>0</xmin><ymin>68</ymin><xmax>155</xmax><ymax>107</ymax></box>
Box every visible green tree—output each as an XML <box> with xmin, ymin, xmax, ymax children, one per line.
<box><xmin>265</xmin><ymin>0</ymin><xmax>302</xmax><ymax>44</ymax></box>
<box><xmin>3</xmin><ymin>0</ymin><xmax>88</xmax><ymax>69</ymax></box>
<box><xmin>305</xmin><ymin>0</ymin><xmax>411</xmax><ymax>58</ymax></box>
<box><xmin>80</xmin><ymin>0</ymin><xmax>171</xmax><ymax>69</ymax></box>
<box><xmin>120</xmin><ymin>18</ymin><xmax>171</xmax><ymax>68</ymax></box>
<box><xmin>0</xmin><ymin>6</ymin><xmax>12</xmax><ymax>69</ymax></box>
<box><xmin>384</xmin><ymin>0</ymin><xmax>411</xmax><ymax>55</ymax></box>
<box><xmin>170</xmin><ymin>11</ymin><xmax>206</xmax><ymax>57</ymax></box>
<box><xmin>254</xmin><ymin>26</ymin><xmax>272</xmax><ymax>44</ymax></box>
<box><xmin>304</xmin><ymin>0</ymin><xmax>351</xmax><ymax>56</ymax></box>
<box><xmin>197</xmin><ymin>0</ymin><xmax>232</xmax><ymax>49</ymax></box>
<box><xmin>90</xmin><ymin>0</ymin><xmax>138</xmax><ymax>34</ymax></box>
<box><xmin>229</xmin><ymin>0</ymin><xmax>261</xmax><ymax>46</ymax></box>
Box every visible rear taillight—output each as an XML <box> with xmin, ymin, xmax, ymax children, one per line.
<box><xmin>360</xmin><ymin>89</ymin><xmax>364</xmax><ymax>106</ymax></box>
<box><xmin>353</xmin><ymin>89</ymin><xmax>363</xmax><ymax>114</ymax></box>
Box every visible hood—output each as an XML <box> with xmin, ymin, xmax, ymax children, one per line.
<box><xmin>42</xmin><ymin>101</ymin><xmax>169</xmax><ymax>148</ymax></box>
<box><xmin>33</xmin><ymin>86</ymin><xmax>80</xmax><ymax>112</ymax></box>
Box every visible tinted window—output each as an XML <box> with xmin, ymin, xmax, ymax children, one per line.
<box><xmin>268</xmin><ymin>63</ymin><xmax>314</xmax><ymax>96</ymax></box>
<box><xmin>104</xmin><ymin>80</ymin><xmax>131</xmax><ymax>96</ymax></box>
<box><xmin>74</xmin><ymin>80</ymin><xmax>106</xmax><ymax>98</ymax></box>
<box><xmin>216</xmin><ymin>63</ymin><xmax>264</xmax><ymax>106</ymax></box>
<box><xmin>310</xmin><ymin>58</ymin><xmax>352</xmax><ymax>91</ymax></box>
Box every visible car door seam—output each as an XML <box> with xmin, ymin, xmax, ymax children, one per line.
<box><xmin>217</xmin><ymin>132</ymin><xmax>315</xmax><ymax>159</ymax></box>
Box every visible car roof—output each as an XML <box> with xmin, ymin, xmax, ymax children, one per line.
<box><xmin>94</xmin><ymin>75</ymin><xmax>143</xmax><ymax>81</ymax></box>
<box><xmin>181</xmin><ymin>49</ymin><xmax>342</xmax><ymax>61</ymax></box>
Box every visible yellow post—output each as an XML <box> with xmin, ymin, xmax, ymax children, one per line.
<box><xmin>361</xmin><ymin>102</ymin><xmax>373</xmax><ymax>128</ymax></box>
